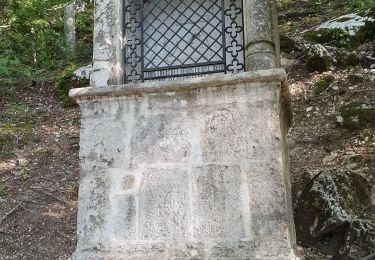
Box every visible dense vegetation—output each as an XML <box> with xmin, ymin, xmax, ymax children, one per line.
<box><xmin>0</xmin><ymin>0</ymin><xmax>93</xmax><ymax>99</ymax></box>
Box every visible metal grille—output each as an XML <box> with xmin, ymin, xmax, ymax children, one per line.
<box><xmin>123</xmin><ymin>0</ymin><xmax>245</xmax><ymax>83</ymax></box>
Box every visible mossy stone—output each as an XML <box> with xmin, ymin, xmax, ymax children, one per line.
<box><xmin>336</xmin><ymin>51</ymin><xmax>361</xmax><ymax>68</ymax></box>
<box><xmin>306</xmin><ymin>44</ymin><xmax>332</xmax><ymax>72</ymax></box>
<box><xmin>314</xmin><ymin>74</ymin><xmax>335</xmax><ymax>94</ymax></box>
<box><xmin>305</xmin><ymin>9</ymin><xmax>375</xmax><ymax>49</ymax></box>
<box><xmin>339</xmin><ymin>101</ymin><xmax>375</xmax><ymax>129</ymax></box>
<box><xmin>305</xmin><ymin>28</ymin><xmax>353</xmax><ymax>48</ymax></box>
<box><xmin>55</xmin><ymin>65</ymin><xmax>90</xmax><ymax>108</ymax></box>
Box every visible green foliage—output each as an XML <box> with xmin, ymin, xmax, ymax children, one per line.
<box><xmin>75</xmin><ymin>3</ymin><xmax>94</xmax><ymax>64</ymax></box>
<box><xmin>305</xmin><ymin>28</ymin><xmax>354</xmax><ymax>48</ymax></box>
<box><xmin>314</xmin><ymin>75</ymin><xmax>335</xmax><ymax>94</ymax></box>
<box><xmin>0</xmin><ymin>186</ymin><xmax>6</xmax><ymax>198</ymax></box>
<box><xmin>339</xmin><ymin>101</ymin><xmax>375</xmax><ymax>129</ymax></box>
<box><xmin>55</xmin><ymin>64</ymin><xmax>89</xmax><ymax>107</ymax></box>
<box><xmin>0</xmin><ymin>0</ymin><xmax>70</xmax><ymax>66</ymax></box>
<box><xmin>347</xmin><ymin>0</ymin><xmax>375</xmax><ymax>8</ymax></box>
<box><xmin>0</xmin><ymin>102</ymin><xmax>36</xmax><ymax>160</ymax></box>
<box><xmin>0</xmin><ymin>0</ymin><xmax>93</xmax><ymax>98</ymax></box>
<box><xmin>0</xmin><ymin>49</ymin><xmax>34</xmax><ymax>97</ymax></box>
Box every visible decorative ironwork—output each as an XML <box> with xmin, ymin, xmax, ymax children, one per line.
<box><xmin>123</xmin><ymin>0</ymin><xmax>244</xmax><ymax>83</ymax></box>
<box><xmin>124</xmin><ymin>0</ymin><xmax>142</xmax><ymax>83</ymax></box>
<box><xmin>224</xmin><ymin>0</ymin><xmax>244</xmax><ymax>73</ymax></box>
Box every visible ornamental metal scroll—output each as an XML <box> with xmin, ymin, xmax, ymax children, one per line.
<box><xmin>123</xmin><ymin>0</ymin><xmax>245</xmax><ymax>83</ymax></box>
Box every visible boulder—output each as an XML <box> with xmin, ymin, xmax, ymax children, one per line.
<box><xmin>73</xmin><ymin>64</ymin><xmax>93</xmax><ymax>79</ymax></box>
<box><xmin>304</xmin><ymin>10</ymin><xmax>375</xmax><ymax>48</ymax></box>
<box><xmin>335</xmin><ymin>50</ymin><xmax>361</xmax><ymax>68</ymax></box>
<box><xmin>338</xmin><ymin>101</ymin><xmax>375</xmax><ymax>129</ymax></box>
<box><xmin>305</xmin><ymin>44</ymin><xmax>332</xmax><ymax>72</ymax></box>
<box><xmin>295</xmin><ymin>169</ymin><xmax>375</xmax><ymax>259</ymax></box>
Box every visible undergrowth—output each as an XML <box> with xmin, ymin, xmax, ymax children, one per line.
<box><xmin>0</xmin><ymin>0</ymin><xmax>93</xmax><ymax>101</ymax></box>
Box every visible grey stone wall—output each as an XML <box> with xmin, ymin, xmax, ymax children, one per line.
<box><xmin>70</xmin><ymin>69</ymin><xmax>299</xmax><ymax>259</ymax></box>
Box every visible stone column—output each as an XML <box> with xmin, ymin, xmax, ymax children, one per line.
<box><xmin>244</xmin><ymin>0</ymin><xmax>280</xmax><ymax>70</ymax></box>
<box><xmin>90</xmin><ymin>0</ymin><xmax>124</xmax><ymax>87</ymax></box>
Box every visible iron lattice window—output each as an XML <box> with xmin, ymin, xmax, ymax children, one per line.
<box><xmin>124</xmin><ymin>0</ymin><xmax>245</xmax><ymax>83</ymax></box>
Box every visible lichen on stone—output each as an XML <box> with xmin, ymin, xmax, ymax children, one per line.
<box><xmin>305</xmin><ymin>44</ymin><xmax>332</xmax><ymax>72</ymax></box>
<box><xmin>304</xmin><ymin>10</ymin><xmax>375</xmax><ymax>49</ymax></box>
<box><xmin>295</xmin><ymin>169</ymin><xmax>374</xmax><ymax>259</ymax></box>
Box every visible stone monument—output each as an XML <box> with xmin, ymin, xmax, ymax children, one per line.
<box><xmin>69</xmin><ymin>0</ymin><xmax>300</xmax><ymax>259</ymax></box>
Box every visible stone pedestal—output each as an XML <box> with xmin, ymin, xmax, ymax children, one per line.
<box><xmin>70</xmin><ymin>69</ymin><xmax>299</xmax><ymax>259</ymax></box>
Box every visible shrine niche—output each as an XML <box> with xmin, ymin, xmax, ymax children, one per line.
<box><xmin>69</xmin><ymin>0</ymin><xmax>300</xmax><ymax>259</ymax></box>
<box><xmin>123</xmin><ymin>0</ymin><xmax>245</xmax><ymax>82</ymax></box>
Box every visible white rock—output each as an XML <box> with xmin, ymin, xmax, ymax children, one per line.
<box><xmin>313</xmin><ymin>12</ymin><xmax>374</xmax><ymax>37</ymax></box>
<box><xmin>73</xmin><ymin>64</ymin><xmax>93</xmax><ymax>79</ymax></box>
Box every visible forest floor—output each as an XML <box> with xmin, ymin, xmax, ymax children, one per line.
<box><xmin>1</xmin><ymin>2</ymin><xmax>375</xmax><ymax>260</ymax></box>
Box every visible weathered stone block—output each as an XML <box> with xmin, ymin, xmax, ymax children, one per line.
<box><xmin>109</xmin><ymin>194</ymin><xmax>136</xmax><ymax>240</ymax></box>
<box><xmin>139</xmin><ymin>168</ymin><xmax>190</xmax><ymax>240</ymax></box>
<box><xmin>131</xmin><ymin>112</ymin><xmax>192</xmax><ymax>164</ymax></box>
<box><xmin>191</xmin><ymin>164</ymin><xmax>244</xmax><ymax>239</ymax></box>
<box><xmin>246</xmin><ymin>161</ymin><xmax>287</xmax><ymax>237</ymax></box>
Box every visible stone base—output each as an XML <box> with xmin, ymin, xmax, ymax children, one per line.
<box><xmin>70</xmin><ymin>69</ymin><xmax>299</xmax><ymax>260</ymax></box>
<box><xmin>72</xmin><ymin>239</ymin><xmax>299</xmax><ymax>259</ymax></box>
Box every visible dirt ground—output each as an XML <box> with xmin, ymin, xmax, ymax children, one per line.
<box><xmin>0</xmin><ymin>84</ymin><xmax>80</xmax><ymax>259</ymax></box>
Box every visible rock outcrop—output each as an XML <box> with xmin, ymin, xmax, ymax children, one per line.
<box><xmin>295</xmin><ymin>169</ymin><xmax>375</xmax><ymax>259</ymax></box>
<box><xmin>305</xmin><ymin>44</ymin><xmax>332</xmax><ymax>72</ymax></box>
<box><xmin>304</xmin><ymin>10</ymin><xmax>375</xmax><ymax>48</ymax></box>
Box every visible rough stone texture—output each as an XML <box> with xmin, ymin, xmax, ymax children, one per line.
<box><xmin>244</xmin><ymin>0</ymin><xmax>280</xmax><ymax>70</ymax></box>
<box><xmin>90</xmin><ymin>0</ymin><xmax>123</xmax><ymax>86</ymax></box>
<box><xmin>305</xmin><ymin>44</ymin><xmax>333</xmax><ymax>72</ymax></box>
<box><xmin>70</xmin><ymin>69</ymin><xmax>299</xmax><ymax>259</ymax></box>
<box><xmin>295</xmin><ymin>169</ymin><xmax>375</xmax><ymax>259</ymax></box>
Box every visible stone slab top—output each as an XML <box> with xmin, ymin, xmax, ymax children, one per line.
<box><xmin>69</xmin><ymin>69</ymin><xmax>287</xmax><ymax>100</ymax></box>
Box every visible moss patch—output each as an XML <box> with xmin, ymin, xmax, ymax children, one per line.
<box><xmin>305</xmin><ymin>28</ymin><xmax>354</xmax><ymax>48</ymax></box>
<box><xmin>0</xmin><ymin>186</ymin><xmax>5</xmax><ymax>198</ymax></box>
<box><xmin>55</xmin><ymin>65</ymin><xmax>90</xmax><ymax>108</ymax></box>
<box><xmin>0</xmin><ymin>102</ymin><xmax>36</xmax><ymax>160</ymax></box>
<box><xmin>314</xmin><ymin>75</ymin><xmax>335</xmax><ymax>94</ymax></box>
<box><xmin>339</xmin><ymin>101</ymin><xmax>375</xmax><ymax>129</ymax></box>
<box><xmin>0</xmin><ymin>133</ymin><xmax>14</xmax><ymax>160</ymax></box>
<box><xmin>336</xmin><ymin>51</ymin><xmax>361</xmax><ymax>68</ymax></box>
